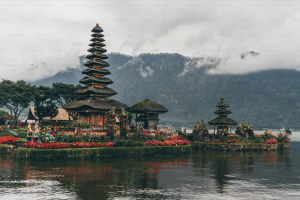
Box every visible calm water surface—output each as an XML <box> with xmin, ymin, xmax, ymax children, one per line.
<box><xmin>1</xmin><ymin>133</ymin><xmax>300</xmax><ymax>200</ymax></box>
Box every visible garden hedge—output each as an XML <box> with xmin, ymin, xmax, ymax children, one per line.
<box><xmin>15</xmin><ymin>145</ymin><xmax>192</xmax><ymax>160</ymax></box>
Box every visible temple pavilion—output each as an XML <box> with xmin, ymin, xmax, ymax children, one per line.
<box><xmin>63</xmin><ymin>24</ymin><xmax>128</xmax><ymax>128</ymax></box>
<box><xmin>127</xmin><ymin>98</ymin><xmax>168</xmax><ymax>130</ymax></box>
<box><xmin>208</xmin><ymin>97</ymin><xmax>238</xmax><ymax>134</ymax></box>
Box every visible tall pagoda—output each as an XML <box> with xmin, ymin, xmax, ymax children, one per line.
<box><xmin>63</xmin><ymin>24</ymin><xmax>128</xmax><ymax>128</ymax></box>
<box><xmin>208</xmin><ymin>97</ymin><xmax>237</xmax><ymax>135</ymax></box>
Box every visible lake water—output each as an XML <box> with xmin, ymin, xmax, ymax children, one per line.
<box><xmin>0</xmin><ymin>133</ymin><xmax>300</xmax><ymax>199</ymax></box>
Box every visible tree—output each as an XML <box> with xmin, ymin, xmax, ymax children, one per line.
<box><xmin>0</xmin><ymin>79</ymin><xmax>35</xmax><ymax>123</ymax></box>
<box><xmin>0</xmin><ymin>110</ymin><xmax>9</xmax><ymax>119</ymax></box>
<box><xmin>285</xmin><ymin>129</ymin><xmax>292</xmax><ymax>135</ymax></box>
<box><xmin>201</xmin><ymin>119</ymin><xmax>209</xmax><ymax>137</ymax></box>
<box><xmin>34</xmin><ymin>86</ymin><xmax>58</xmax><ymax>123</ymax></box>
<box><xmin>0</xmin><ymin>110</ymin><xmax>9</xmax><ymax>125</ymax></box>
<box><xmin>51</xmin><ymin>83</ymin><xmax>83</xmax><ymax>107</ymax></box>
<box><xmin>192</xmin><ymin>121</ymin><xmax>201</xmax><ymax>141</ymax></box>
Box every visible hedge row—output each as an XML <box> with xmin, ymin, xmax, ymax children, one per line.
<box><xmin>191</xmin><ymin>142</ymin><xmax>289</xmax><ymax>151</ymax></box>
<box><xmin>16</xmin><ymin>145</ymin><xmax>192</xmax><ymax>160</ymax></box>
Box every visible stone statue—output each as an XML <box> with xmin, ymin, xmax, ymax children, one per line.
<box><xmin>8</xmin><ymin>130</ymin><xmax>18</xmax><ymax>137</ymax></box>
<box><xmin>34</xmin><ymin>122</ymin><xmax>40</xmax><ymax>137</ymax></box>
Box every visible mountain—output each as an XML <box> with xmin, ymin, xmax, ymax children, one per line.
<box><xmin>32</xmin><ymin>53</ymin><xmax>300</xmax><ymax>129</ymax></box>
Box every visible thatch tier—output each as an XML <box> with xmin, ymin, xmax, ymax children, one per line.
<box><xmin>214</xmin><ymin>110</ymin><xmax>232</xmax><ymax>115</ymax></box>
<box><xmin>63</xmin><ymin>98</ymin><xmax>128</xmax><ymax>111</ymax></box>
<box><xmin>208</xmin><ymin>117</ymin><xmax>238</xmax><ymax>126</ymax></box>
<box><xmin>75</xmin><ymin>85</ymin><xmax>117</xmax><ymax>96</ymax></box>
<box><xmin>216</xmin><ymin>97</ymin><xmax>229</xmax><ymax>107</ymax></box>
<box><xmin>90</xmin><ymin>38</ymin><xmax>105</xmax><ymax>42</ymax></box>
<box><xmin>86</xmin><ymin>53</ymin><xmax>108</xmax><ymax>60</ymax></box>
<box><xmin>79</xmin><ymin>76</ymin><xmax>113</xmax><ymax>85</ymax></box>
<box><xmin>91</xmin><ymin>24</ymin><xmax>103</xmax><ymax>32</ymax></box>
<box><xmin>87</xmin><ymin>47</ymin><xmax>108</xmax><ymax>53</ymax></box>
<box><xmin>84</xmin><ymin>60</ymin><xmax>110</xmax><ymax>67</ymax></box>
<box><xmin>127</xmin><ymin>98</ymin><xmax>168</xmax><ymax>113</ymax></box>
<box><xmin>82</xmin><ymin>68</ymin><xmax>111</xmax><ymax>75</ymax></box>
<box><xmin>91</xmin><ymin>33</ymin><xmax>104</xmax><ymax>37</ymax></box>
<box><xmin>89</xmin><ymin>43</ymin><xmax>106</xmax><ymax>49</ymax></box>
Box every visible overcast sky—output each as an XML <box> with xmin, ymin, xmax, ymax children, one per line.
<box><xmin>1</xmin><ymin>1</ymin><xmax>300</xmax><ymax>81</ymax></box>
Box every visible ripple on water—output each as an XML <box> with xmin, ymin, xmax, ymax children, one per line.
<box><xmin>0</xmin><ymin>180</ymin><xmax>78</xmax><ymax>200</ymax></box>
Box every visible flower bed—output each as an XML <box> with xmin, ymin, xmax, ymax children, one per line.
<box><xmin>0</xmin><ymin>136</ymin><xmax>19</xmax><ymax>144</ymax></box>
<box><xmin>265</xmin><ymin>138</ymin><xmax>277</xmax><ymax>144</ymax></box>
<box><xmin>53</xmin><ymin>132</ymin><xmax>110</xmax><ymax>143</ymax></box>
<box><xmin>143</xmin><ymin>140</ymin><xmax>190</xmax><ymax>146</ymax></box>
<box><xmin>23</xmin><ymin>141</ymin><xmax>115</xmax><ymax>149</ymax></box>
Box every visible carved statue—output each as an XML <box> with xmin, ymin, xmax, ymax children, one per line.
<box><xmin>8</xmin><ymin>130</ymin><xmax>18</xmax><ymax>137</ymax></box>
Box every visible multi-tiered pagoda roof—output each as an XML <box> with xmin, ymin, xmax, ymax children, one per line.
<box><xmin>208</xmin><ymin>97</ymin><xmax>237</xmax><ymax>134</ymax></box>
<box><xmin>63</xmin><ymin>24</ymin><xmax>128</xmax><ymax>112</ymax></box>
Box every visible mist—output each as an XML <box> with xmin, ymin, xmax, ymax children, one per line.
<box><xmin>1</xmin><ymin>1</ymin><xmax>300</xmax><ymax>81</ymax></box>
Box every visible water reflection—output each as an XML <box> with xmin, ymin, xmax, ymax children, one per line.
<box><xmin>0</xmin><ymin>143</ymin><xmax>299</xmax><ymax>199</ymax></box>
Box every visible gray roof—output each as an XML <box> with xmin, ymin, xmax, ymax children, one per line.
<box><xmin>75</xmin><ymin>86</ymin><xmax>117</xmax><ymax>96</ymax></box>
<box><xmin>63</xmin><ymin>98</ymin><xmax>128</xmax><ymax>111</ymax></box>
<box><xmin>79</xmin><ymin>76</ymin><xmax>113</xmax><ymax>85</ymax></box>
<box><xmin>127</xmin><ymin>98</ymin><xmax>168</xmax><ymax>113</ymax></box>
<box><xmin>91</xmin><ymin>24</ymin><xmax>103</xmax><ymax>32</ymax></box>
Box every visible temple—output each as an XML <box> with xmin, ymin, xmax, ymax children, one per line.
<box><xmin>208</xmin><ymin>97</ymin><xmax>237</xmax><ymax>134</ymax></box>
<box><xmin>63</xmin><ymin>24</ymin><xmax>128</xmax><ymax>128</ymax></box>
<box><xmin>127</xmin><ymin>98</ymin><xmax>168</xmax><ymax>130</ymax></box>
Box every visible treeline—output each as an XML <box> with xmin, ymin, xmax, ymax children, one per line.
<box><xmin>0</xmin><ymin>80</ymin><xmax>83</xmax><ymax>123</ymax></box>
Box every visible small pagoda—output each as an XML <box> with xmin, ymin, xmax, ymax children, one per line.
<box><xmin>208</xmin><ymin>97</ymin><xmax>237</xmax><ymax>135</ymax></box>
<box><xmin>63</xmin><ymin>24</ymin><xmax>128</xmax><ymax>128</ymax></box>
<box><xmin>127</xmin><ymin>98</ymin><xmax>168</xmax><ymax>130</ymax></box>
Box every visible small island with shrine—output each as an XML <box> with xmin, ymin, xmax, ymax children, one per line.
<box><xmin>0</xmin><ymin>24</ymin><xmax>290</xmax><ymax>160</ymax></box>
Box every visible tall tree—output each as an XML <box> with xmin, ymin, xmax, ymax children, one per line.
<box><xmin>0</xmin><ymin>110</ymin><xmax>9</xmax><ymax>119</ymax></box>
<box><xmin>34</xmin><ymin>86</ymin><xmax>58</xmax><ymax>123</ymax></box>
<box><xmin>51</xmin><ymin>83</ymin><xmax>83</xmax><ymax>107</ymax></box>
<box><xmin>0</xmin><ymin>80</ymin><xmax>35</xmax><ymax>123</ymax></box>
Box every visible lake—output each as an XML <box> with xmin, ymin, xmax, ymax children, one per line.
<box><xmin>0</xmin><ymin>133</ymin><xmax>300</xmax><ymax>199</ymax></box>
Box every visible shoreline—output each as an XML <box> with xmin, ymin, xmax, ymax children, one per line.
<box><xmin>0</xmin><ymin>141</ymin><xmax>289</xmax><ymax>160</ymax></box>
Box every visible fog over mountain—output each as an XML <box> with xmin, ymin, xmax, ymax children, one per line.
<box><xmin>32</xmin><ymin>53</ymin><xmax>300</xmax><ymax>129</ymax></box>
<box><xmin>1</xmin><ymin>1</ymin><xmax>300</xmax><ymax>81</ymax></box>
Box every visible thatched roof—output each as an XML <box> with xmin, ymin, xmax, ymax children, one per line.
<box><xmin>88</xmin><ymin>44</ymin><xmax>107</xmax><ymax>50</ymax></box>
<box><xmin>75</xmin><ymin>86</ymin><xmax>117</xmax><ymax>96</ymax></box>
<box><xmin>127</xmin><ymin>98</ymin><xmax>168</xmax><ymax>113</ymax></box>
<box><xmin>63</xmin><ymin>98</ymin><xmax>128</xmax><ymax>111</ymax></box>
<box><xmin>91</xmin><ymin>23</ymin><xmax>103</xmax><ymax>32</ymax></box>
<box><xmin>86</xmin><ymin>53</ymin><xmax>108</xmax><ymax>60</ymax></box>
<box><xmin>84</xmin><ymin>60</ymin><xmax>110</xmax><ymax>67</ymax></box>
<box><xmin>208</xmin><ymin>117</ymin><xmax>237</xmax><ymax>126</ymax></box>
<box><xmin>90</xmin><ymin>38</ymin><xmax>105</xmax><ymax>42</ymax></box>
<box><xmin>82</xmin><ymin>68</ymin><xmax>111</xmax><ymax>75</ymax></box>
<box><xmin>216</xmin><ymin>97</ymin><xmax>230</xmax><ymax>107</ymax></box>
<box><xmin>79</xmin><ymin>76</ymin><xmax>113</xmax><ymax>85</ymax></box>
<box><xmin>4</xmin><ymin>115</ymin><xmax>13</xmax><ymax>120</ymax></box>
<box><xmin>28</xmin><ymin>106</ymin><xmax>71</xmax><ymax>121</ymax></box>
<box><xmin>214</xmin><ymin>110</ymin><xmax>232</xmax><ymax>115</ymax></box>
<box><xmin>91</xmin><ymin>33</ymin><xmax>104</xmax><ymax>37</ymax></box>
<box><xmin>87</xmin><ymin>47</ymin><xmax>107</xmax><ymax>53</ymax></box>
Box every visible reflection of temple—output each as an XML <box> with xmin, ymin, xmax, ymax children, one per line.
<box><xmin>208</xmin><ymin>97</ymin><xmax>237</xmax><ymax>134</ymax></box>
<box><xmin>127</xmin><ymin>98</ymin><xmax>168</xmax><ymax>130</ymax></box>
<box><xmin>63</xmin><ymin>24</ymin><xmax>128</xmax><ymax>128</ymax></box>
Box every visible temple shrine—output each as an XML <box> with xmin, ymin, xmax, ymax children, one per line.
<box><xmin>127</xmin><ymin>98</ymin><xmax>168</xmax><ymax>130</ymax></box>
<box><xmin>63</xmin><ymin>24</ymin><xmax>128</xmax><ymax>128</ymax></box>
<box><xmin>208</xmin><ymin>97</ymin><xmax>237</xmax><ymax>134</ymax></box>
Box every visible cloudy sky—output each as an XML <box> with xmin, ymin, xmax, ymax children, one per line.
<box><xmin>1</xmin><ymin>1</ymin><xmax>300</xmax><ymax>81</ymax></box>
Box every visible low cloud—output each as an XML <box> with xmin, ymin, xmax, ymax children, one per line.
<box><xmin>139</xmin><ymin>66</ymin><xmax>154</xmax><ymax>78</ymax></box>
